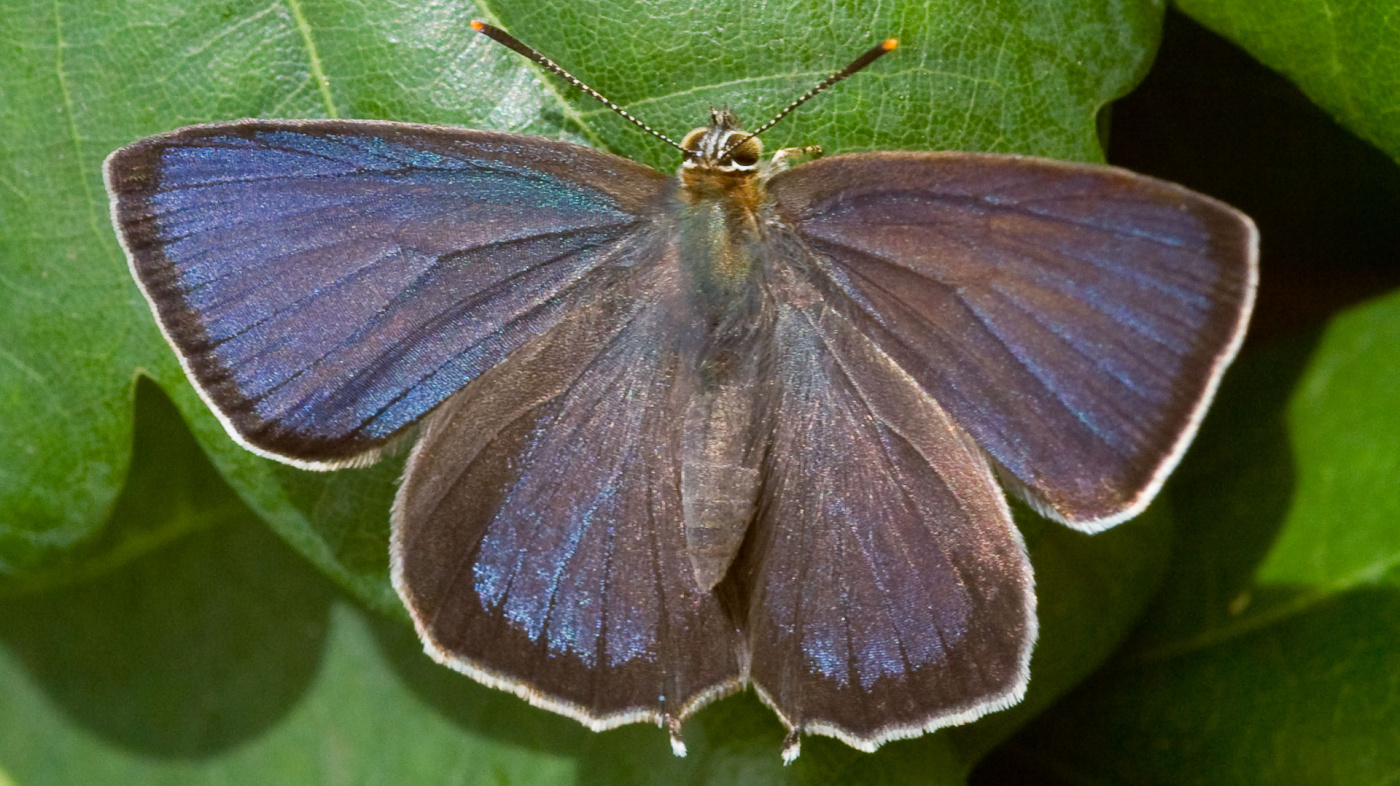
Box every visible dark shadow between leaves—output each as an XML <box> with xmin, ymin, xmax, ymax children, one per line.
<box><xmin>1127</xmin><ymin>332</ymin><xmax>1320</xmax><ymax>652</ymax></box>
<box><xmin>1096</xmin><ymin>0</ymin><xmax>1400</xmax><ymax>657</ymax></box>
<box><xmin>1106</xmin><ymin>11</ymin><xmax>1400</xmax><ymax>349</ymax></box>
<box><xmin>0</xmin><ymin>379</ymin><xmax>336</xmax><ymax>756</ymax></box>
<box><xmin>972</xmin><ymin>335</ymin><xmax>1318</xmax><ymax>784</ymax></box>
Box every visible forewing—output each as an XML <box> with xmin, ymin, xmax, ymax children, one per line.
<box><xmin>727</xmin><ymin>268</ymin><xmax>1035</xmax><ymax>756</ymax></box>
<box><xmin>391</xmin><ymin>261</ymin><xmax>742</xmax><ymax>741</ymax></box>
<box><xmin>106</xmin><ymin>120</ymin><xmax>669</xmax><ymax>467</ymax></box>
<box><xmin>768</xmin><ymin>152</ymin><xmax>1257</xmax><ymax>529</ymax></box>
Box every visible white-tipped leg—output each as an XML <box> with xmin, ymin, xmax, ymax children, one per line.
<box><xmin>780</xmin><ymin>730</ymin><xmax>802</xmax><ymax>764</ymax></box>
<box><xmin>667</xmin><ymin>717</ymin><xmax>688</xmax><ymax>757</ymax></box>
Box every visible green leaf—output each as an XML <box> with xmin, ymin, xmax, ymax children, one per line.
<box><xmin>0</xmin><ymin>377</ymin><xmax>245</xmax><ymax>597</ymax></box>
<box><xmin>997</xmin><ymin>290</ymin><xmax>1400</xmax><ymax>784</ymax></box>
<box><xmin>1175</xmin><ymin>0</ymin><xmax>1400</xmax><ymax>166</ymax></box>
<box><xmin>1</xmin><ymin>0</ymin><xmax>1182</xmax><ymax>779</ymax></box>
<box><xmin>0</xmin><ymin>468</ymin><xmax>1170</xmax><ymax>784</ymax></box>
<box><xmin>0</xmin><ymin>485</ymin><xmax>583</xmax><ymax>784</ymax></box>
<box><xmin>975</xmin><ymin>12</ymin><xmax>1400</xmax><ymax>780</ymax></box>
<box><xmin>1</xmin><ymin>0</ymin><xmax>1162</xmax><ymax>612</ymax></box>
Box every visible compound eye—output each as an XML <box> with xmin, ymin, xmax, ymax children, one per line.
<box><xmin>681</xmin><ymin>128</ymin><xmax>708</xmax><ymax>152</ymax></box>
<box><xmin>727</xmin><ymin>135</ymin><xmax>762</xmax><ymax>167</ymax></box>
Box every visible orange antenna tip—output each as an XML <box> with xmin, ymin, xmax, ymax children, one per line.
<box><xmin>883</xmin><ymin>38</ymin><xmax>899</xmax><ymax>51</ymax></box>
<box><xmin>470</xmin><ymin>20</ymin><xmax>485</xmax><ymax>31</ymax></box>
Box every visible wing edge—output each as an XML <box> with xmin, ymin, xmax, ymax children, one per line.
<box><xmin>772</xmin><ymin>151</ymin><xmax>1262</xmax><ymax>532</ymax></box>
<box><xmin>106</xmin><ymin>144</ymin><xmax>363</xmax><ymax>471</ymax></box>
<box><xmin>754</xmin><ymin>303</ymin><xmax>1039</xmax><ymax>761</ymax></box>
<box><xmin>752</xmin><ymin>495</ymin><xmax>1037</xmax><ymax>761</ymax></box>
<box><xmin>1054</xmin><ymin>205</ymin><xmax>1258</xmax><ymax>533</ymax></box>
<box><xmin>386</xmin><ymin>405</ymin><xmax>746</xmax><ymax>752</ymax></box>
<box><xmin>104</xmin><ymin>120</ymin><xmax>667</xmax><ymax>470</ymax></box>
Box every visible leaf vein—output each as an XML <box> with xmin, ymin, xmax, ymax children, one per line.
<box><xmin>282</xmin><ymin>0</ymin><xmax>338</xmax><ymax>118</ymax></box>
<box><xmin>472</xmin><ymin>3</ymin><xmax>607</xmax><ymax>150</ymax></box>
<box><xmin>1134</xmin><ymin>550</ymin><xmax>1400</xmax><ymax>663</ymax></box>
<box><xmin>50</xmin><ymin>0</ymin><xmax>105</xmax><ymax>249</ymax></box>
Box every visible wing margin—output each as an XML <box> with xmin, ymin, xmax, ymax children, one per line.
<box><xmin>768</xmin><ymin>151</ymin><xmax>1257</xmax><ymax>529</ymax></box>
<box><xmin>725</xmin><ymin>263</ymin><xmax>1036</xmax><ymax>758</ymax></box>
<box><xmin>107</xmin><ymin>119</ymin><xmax>670</xmax><ymax>468</ymax></box>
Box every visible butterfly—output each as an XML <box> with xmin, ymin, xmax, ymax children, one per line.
<box><xmin>104</xmin><ymin>22</ymin><xmax>1257</xmax><ymax>760</ymax></box>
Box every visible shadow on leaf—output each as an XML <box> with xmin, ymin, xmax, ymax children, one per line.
<box><xmin>0</xmin><ymin>379</ymin><xmax>335</xmax><ymax>755</ymax></box>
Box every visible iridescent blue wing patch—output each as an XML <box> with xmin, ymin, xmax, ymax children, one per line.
<box><xmin>391</xmin><ymin>261</ymin><xmax>743</xmax><ymax>744</ymax></box>
<box><xmin>767</xmin><ymin>152</ymin><xmax>1257</xmax><ymax>530</ymax></box>
<box><xmin>106</xmin><ymin>120</ymin><xmax>669</xmax><ymax>467</ymax></box>
<box><xmin>725</xmin><ymin>266</ymin><xmax>1034</xmax><ymax>757</ymax></box>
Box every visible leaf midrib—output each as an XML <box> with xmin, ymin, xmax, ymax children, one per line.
<box><xmin>475</xmin><ymin>1</ymin><xmax>608</xmax><ymax>150</ymax></box>
<box><xmin>1131</xmin><ymin>547</ymin><xmax>1400</xmax><ymax>664</ymax></box>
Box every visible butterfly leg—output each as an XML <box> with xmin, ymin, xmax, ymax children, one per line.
<box><xmin>766</xmin><ymin>145</ymin><xmax>823</xmax><ymax>173</ymax></box>
<box><xmin>781</xmin><ymin>729</ymin><xmax>802</xmax><ymax>764</ymax></box>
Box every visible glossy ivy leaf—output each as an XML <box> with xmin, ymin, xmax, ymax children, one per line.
<box><xmin>1175</xmin><ymin>0</ymin><xmax>1400</xmax><ymax>166</ymax></box>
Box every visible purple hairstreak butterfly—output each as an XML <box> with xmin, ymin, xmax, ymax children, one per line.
<box><xmin>104</xmin><ymin>22</ymin><xmax>1257</xmax><ymax>761</ymax></box>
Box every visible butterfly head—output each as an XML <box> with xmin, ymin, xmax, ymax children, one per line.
<box><xmin>680</xmin><ymin>109</ymin><xmax>763</xmax><ymax>176</ymax></box>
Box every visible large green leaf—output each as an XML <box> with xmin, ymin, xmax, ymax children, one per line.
<box><xmin>996</xmin><ymin>290</ymin><xmax>1400</xmax><ymax>784</ymax></box>
<box><xmin>0</xmin><ymin>464</ymin><xmax>582</xmax><ymax>785</ymax></box>
<box><xmin>1176</xmin><ymin>0</ymin><xmax>1400</xmax><ymax>166</ymax></box>
<box><xmin>15</xmin><ymin>0</ymin><xmax>1400</xmax><ymax>782</ymax></box>
<box><xmin>1</xmin><ymin>0</ymin><xmax>1162</xmax><ymax>602</ymax></box>
<box><xmin>0</xmin><ymin>373</ymin><xmax>1168</xmax><ymax>783</ymax></box>
<box><xmin>1</xmin><ymin>0</ymin><xmax>1236</xmax><ymax>779</ymax></box>
<box><xmin>975</xmin><ymin>12</ymin><xmax>1400</xmax><ymax>781</ymax></box>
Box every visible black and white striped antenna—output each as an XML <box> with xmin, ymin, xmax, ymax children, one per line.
<box><xmin>471</xmin><ymin>21</ymin><xmax>898</xmax><ymax>162</ymax></box>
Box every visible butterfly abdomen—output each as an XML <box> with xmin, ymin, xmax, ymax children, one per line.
<box><xmin>671</xmin><ymin>170</ymin><xmax>776</xmax><ymax>590</ymax></box>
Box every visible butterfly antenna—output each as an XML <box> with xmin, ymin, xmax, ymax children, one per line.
<box><xmin>720</xmin><ymin>37</ymin><xmax>898</xmax><ymax>160</ymax></box>
<box><xmin>471</xmin><ymin>21</ymin><xmax>689</xmax><ymax>155</ymax></box>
